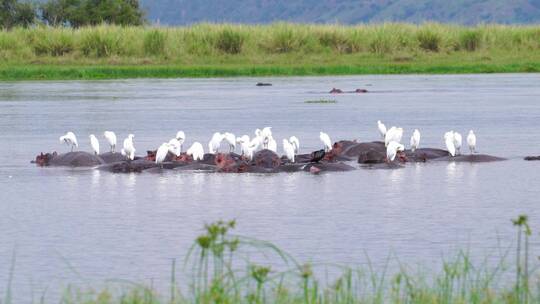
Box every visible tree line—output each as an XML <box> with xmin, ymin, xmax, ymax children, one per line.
<box><xmin>0</xmin><ymin>0</ymin><xmax>145</xmax><ymax>29</ymax></box>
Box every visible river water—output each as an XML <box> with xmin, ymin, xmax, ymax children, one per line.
<box><xmin>1</xmin><ymin>74</ymin><xmax>539</xmax><ymax>301</ymax></box>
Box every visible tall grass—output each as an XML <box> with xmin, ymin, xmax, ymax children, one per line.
<box><xmin>6</xmin><ymin>215</ymin><xmax>540</xmax><ymax>303</ymax></box>
<box><xmin>1</xmin><ymin>23</ymin><xmax>540</xmax><ymax>62</ymax></box>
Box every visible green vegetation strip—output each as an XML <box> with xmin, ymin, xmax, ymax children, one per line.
<box><xmin>2</xmin><ymin>62</ymin><xmax>540</xmax><ymax>80</ymax></box>
<box><xmin>2</xmin><ymin>23</ymin><xmax>540</xmax><ymax>80</ymax></box>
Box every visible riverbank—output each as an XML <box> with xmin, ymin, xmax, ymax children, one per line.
<box><xmin>1</xmin><ymin>23</ymin><xmax>540</xmax><ymax>80</ymax></box>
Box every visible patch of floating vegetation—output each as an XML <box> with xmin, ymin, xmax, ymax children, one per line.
<box><xmin>304</xmin><ymin>99</ymin><xmax>337</xmax><ymax>104</ymax></box>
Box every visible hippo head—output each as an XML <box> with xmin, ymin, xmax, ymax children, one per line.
<box><xmin>254</xmin><ymin>149</ymin><xmax>281</xmax><ymax>169</ymax></box>
<box><xmin>146</xmin><ymin>150</ymin><xmax>157</xmax><ymax>162</ymax></box>
<box><xmin>323</xmin><ymin>142</ymin><xmax>343</xmax><ymax>161</ymax></box>
<box><xmin>397</xmin><ymin>151</ymin><xmax>408</xmax><ymax>162</ymax></box>
<box><xmin>215</xmin><ymin>153</ymin><xmax>237</xmax><ymax>172</ymax></box>
<box><xmin>33</xmin><ymin>152</ymin><xmax>57</xmax><ymax>166</ymax></box>
<box><xmin>176</xmin><ymin>153</ymin><xmax>192</xmax><ymax>163</ymax></box>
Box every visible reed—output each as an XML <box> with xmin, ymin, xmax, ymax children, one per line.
<box><xmin>1</xmin><ymin>23</ymin><xmax>540</xmax><ymax>79</ymax></box>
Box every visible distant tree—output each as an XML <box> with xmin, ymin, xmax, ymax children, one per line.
<box><xmin>41</xmin><ymin>0</ymin><xmax>145</xmax><ymax>27</ymax></box>
<box><xmin>0</xmin><ymin>0</ymin><xmax>36</xmax><ymax>29</ymax></box>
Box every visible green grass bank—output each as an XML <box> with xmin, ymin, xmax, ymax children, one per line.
<box><xmin>1</xmin><ymin>23</ymin><xmax>540</xmax><ymax>80</ymax></box>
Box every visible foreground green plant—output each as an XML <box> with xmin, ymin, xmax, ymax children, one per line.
<box><xmin>4</xmin><ymin>216</ymin><xmax>540</xmax><ymax>303</ymax></box>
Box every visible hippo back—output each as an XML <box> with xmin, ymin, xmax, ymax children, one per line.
<box><xmin>49</xmin><ymin>152</ymin><xmax>104</xmax><ymax>167</ymax></box>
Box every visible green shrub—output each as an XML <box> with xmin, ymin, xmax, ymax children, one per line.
<box><xmin>31</xmin><ymin>31</ymin><xmax>74</xmax><ymax>56</ymax></box>
<box><xmin>143</xmin><ymin>29</ymin><xmax>166</xmax><ymax>56</ymax></box>
<box><xmin>80</xmin><ymin>29</ymin><xmax>122</xmax><ymax>57</ymax></box>
<box><xmin>417</xmin><ymin>29</ymin><xmax>441</xmax><ymax>52</ymax></box>
<box><xmin>266</xmin><ymin>25</ymin><xmax>306</xmax><ymax>53</ymax></box>
<box><xmin>215</xmin><ymin>28</ymin><xmax>244</xmax><ymax>54</ymax></box>
<box><xmin>369</xmin><ymin>31</ymin><xmax>393</xmax><ymax>54</ymax></box>
<box><xmin>318</xmin><ymin>30</ymin><xmax>353</xmax><ymax>53</ymax></box>
<box><xmin>460</xmin><ymin>30</ymin><xmax>481</xmax><ymax>51</ymax></box>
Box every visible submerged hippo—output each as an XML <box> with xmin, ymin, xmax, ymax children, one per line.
<box><xmin>33</xmin><ymin>151</ymin><xmax>104</xmax><ymax>167</ymax></box>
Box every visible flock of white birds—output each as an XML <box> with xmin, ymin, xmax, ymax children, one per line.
<box><xmin>58</xmin><ymin>121</ymin><xmax>478</xmax><ymax>165</ymax></box>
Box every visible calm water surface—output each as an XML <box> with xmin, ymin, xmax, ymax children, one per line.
<box><xmin>1</xmin><ymin>74</ymin><xmax>540</xmax><ymax>300</ymax></box>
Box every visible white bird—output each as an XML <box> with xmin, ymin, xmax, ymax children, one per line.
<box><xmin>175</xmin><ymin>131</ymin><xmax>186</xmax><ymax>152</ymax></box>
<box><xmin>384</xmin><ymin>127</ymin><xmax>403</xmax><ymax>146</ymax></box>
<box><xmin>223</xmin><ymin>132</ymin><xmax>236</xmax><ymax>153</ymax></box>
<box><xmin>187</xmin><ymin>142</ymin><xmax>204</xmax><ymax>161</ymax></box>
<box><xmin>386</xmin><ymin>141</ymin><xmax>405</xmax><ymax>162</ymax></box>
<box><xmin>236</xmin><ymin>135</ymin><xmax>251</xmax><ymax>156</ymax></box>
<box><xmin>283</xmin><ymin>139</ymin><xmax>295</xmax><ymax>162</ymax></box>
<box><xmin>261</xmin><ymin>127</ymin><xmax>272</xmax><ymax>148</ymax></box>
<box><xmin>267</xmin><ymin>136</ymin><xmax>277</xmax><ymax>152</ymax></box>
<box><xmin>453</xmin><ymin>132</ymin><xmax>462</xmax><ymax>155</ymax></box>
<box><xmin>208</xmin><ymin>132</ymin><xmax>223</xmax><ymax>154</ymax></box>
<box><xmin>467</xmin><ymin>130</ymin><xmax>476</xmax><ymax>154</ymax></box>
<box><xmin>289</xmin><ymin>136</ymin><xmax>300</xmax><ymax>154</ymax></box>
<box><xmin>155</xmin><ymin>143</ymin><xmax>170</xmax><ymax>166</ymax></box>
<box><xmin>320</xmin><ymin>132</ymin><xmax>332</xmax><ymax>152</ymax></box>
<box><xmin>249</xmin><ymin>135</ymin><xmax>262</xmax><ymax>152</ymax></box>
<box><xmin>103</xmin><ymin>131</ymin><xmax>117</xmax><ymax>153</ymax></box>
<box><xmin>377</xmin><ymin>120</ymin><xmax>387</xmax><ymax>139</ymax></box>
<box><xmin>168</xmin><ymin>138</ymin><xmax>181</xmax><ymax>157</ymax></box>
<box><xmin>410</xmin><ymin>129</ymin><xmax>420</xmax><ymax>152</ymax></box>
<box><xmin>444</xmin><ymin>131</ymin><xmax>456</xmax><ymax>157</ymax></box>
<box><xmin>89</xmin><ymin>134</ymin><xmax>100</xmax><ymax>155</ymax></box>
<box><xmin>121</xmin><ymin>134</ymin><xmax>136</xmax><ymax>160</ymax></box>
<box><xmin>59</xmin><ymin>132</ymin><xmax>78</xmax><ymax>151</ymax></box>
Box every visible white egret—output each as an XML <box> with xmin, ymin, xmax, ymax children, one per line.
<box><xmin>267</xmin><ymin>136</ymin><xmax>277</xmax><ymax>153</ymax></box>
<box><xmin>249</xmin><ymin>135</ymin><xmax>262</xmax><ymax>152</ymax></box>
<box><xmin>121</xmin><ymin>134</ymin><xmax>136</xmax><ymax>160</ymax></box>
<box><xmin>236</xmin><ymin>135</ymin><xmax>251</xmax><ymax>156</ymax></box>
<box><xmin>283</xmin><ymin>139</ymin><xmax>295</xmax><ymax>162</ymax></box>
<box><xmin>208</xmin><ymin>132</ymin><xmax>223</xmax><ymax>154</ymax></box>
<box><xmin>175</xmin><ymin>131</ymin><xmax>186</xmax><ymax>152</ymax></box>
<box><xmin>444</xmin><ymin>131</ymin><xmax>456</xmax><ymax>157</ymax></box>
<box><xmin>223</xmin><ymin>132</ymin><xmax>236</xmax><ymax>153</ymax></box>
<box><xmin>289</xmin><ymin>136</ymin><xmax>300</xmax><ymax>154</ymax></box>
<box><xmin>386</xmin><ymin>141</ymin><xmax>405</xmax><ymax>162</ymax></box>
<box><xmin>187</xmin><ymin>142</ymin><xmax>204</xmax><ymax>161</ymax></box>
<box><xmin>261</xmin><ymin>127</ymin><xmax>272</xmax><ymax>148</ymax></box>
<box><xmin>168</xmin><ymin>138</ymin><xmax>181</xmax><ymax>157</ymax></box>
<box><xmin>59</xmin><ymin>132</ymin><xmax>78</xmax><ymax>151</ymax></box>
<box><xmin>453</xmin><ymin>132</ymin><xmax>462</xmax><ymax>155</ymax></box>
<box><xmin>384</xmin><ymin>126</ymin><xmax>403</xmax><ymax>146</ymax></box>
<box><xmin>377</xmin><ymin>120</ymin><xmax>387</xmax><ymax>139</ymax></box>
<box><xmin>410</xmin><ymin>129</ymin><xmax>420</xmax><ymax>152</ymax></box>
<box><xmin>155</xmin><ymin>143</ymin><xmax>170</xmax><ymax>166</ymax></box>
<box><xmin>103</xmin><ymin>131</ymin><xmax>117</xmax><ymax>153</ymax></box>
<box><xmin>89</xmin><ymin>134</ymin><xmax>100</xmax><ymax>155</ymax></box>
<box><xmin>467</xmin><ymin>130</ymin><xmax>476</xmax><ymax>154</ymax></box>
<box><xmin>320</xmin><ymin>131</ymin><xmax>332</xmax><ymax>152</ymax></box>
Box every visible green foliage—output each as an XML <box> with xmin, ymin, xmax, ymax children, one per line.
<box><xmin>460</xmin><ymin>29</ymin><xmax>482</xmax><ymax>51</ymax></box>
<box><xmin>143</xmin><ymin>29</ymin><xmax>166</xmax><ymax>56</ymax></box>
<box><xmin>80</xmin><ymin>27</ymin><xmax>123</xmax><ymax>57</ymax></box>
<box><xmin>28</xmin><ymin>28</ymin><xmax>75</xmax><ymax>56</ymax></box>
<box><xmin>0</xmin><ymin>0</ymin><xmax>36</xmax><ymax>29</ymax></box>
<box><xmin>265</xmin><ymin>24</ymin><xmax>307</xmax><ymax>53</ymax></box>
<box><xmin>417</xmin><ymin>28</ymin><xmax>442</xmax><ymax>52</ymax></box>
<box><xmin>215</xmin><ymin>28</ymin><xmax>244</xmax><ymax>54</ymax></box>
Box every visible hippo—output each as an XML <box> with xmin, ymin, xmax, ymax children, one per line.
<box><xmin>33</xmin><ymin>151</ymin><xmax>104</xmax><ymax>167</ymax></box>
<box><xmin>433</xmin><ymin>154</ymin><xmax>506</xmax><ymax>162</ymax></box>
<box><xmin>524</xmin><ymin>156</ymin><xmax>540</xmax><ymax>161</ymax></box>
<box><xmin>256</xmin><ymin>82</ymin><xmax>272</xmax><ymax>86</ymax></box>
<box><xmin>329</xmin><ymin>88</ymin><xmax>343</xmax><ymax>94</ymax></box>
<box><xmin>99</xmin><ymin>158</ymin><xmax>157</xmax><ymax>173</ymax></box>
<box><xmin>355</xmin><ymin>88</ymin><xmax>368</xmax><ymax>93</ymax></box>
<box><xmin>404</xmin><ymin>148</ymin><xmax>450</xmax><ymax>162</ymax></box>
<box><xmin>98</xmin><ymin>152</ymin><xmax>128</xmax><ymax>164</ymax></box>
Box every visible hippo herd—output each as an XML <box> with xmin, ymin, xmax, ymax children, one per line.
<box><xmin>32</xmin><ymin>139</ymin><xmax>508</xmax><ymax>174</ymax></box>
